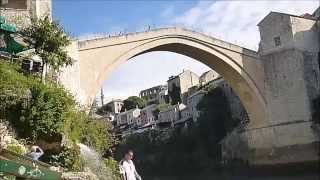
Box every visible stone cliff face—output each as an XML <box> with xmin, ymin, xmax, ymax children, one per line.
<box><xmin>61</xmin><ymin>171</ymin><xmax>99</xmax><ymax>180</ymax></box>
<box><xmin>0</xmin><ymin>121</ymin><xmax>15</xmax><ymax>148</ymax></box>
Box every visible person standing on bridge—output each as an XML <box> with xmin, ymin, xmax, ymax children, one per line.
<box><xmin>119</xmin><ymin>150</ymin><xmax>142</xmax><ymax>180</ymax></box>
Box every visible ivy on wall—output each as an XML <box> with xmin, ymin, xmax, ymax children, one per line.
<box><xmin>168</xmin><ymin>83</ymin><xmax>181</xmax><ymax>105</ymax></box>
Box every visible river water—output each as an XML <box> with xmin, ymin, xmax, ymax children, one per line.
<box><xmin>143</xmin><ymin>166</ymin><xmax>320</xmax><ymax>180</ymax></box>
<box><xmin>145</xmin><ymin>175</ymin><xmax>320</xmax><ymax>180</ymax></box>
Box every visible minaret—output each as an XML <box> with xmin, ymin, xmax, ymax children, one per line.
<box><xmin>100</xmin><ymin>88</ymin><xmax>104</xmax><ymax>106</ymax></box>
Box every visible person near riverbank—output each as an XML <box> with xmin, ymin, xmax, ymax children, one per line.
<box><xmin>119</xmin><ymin>150</ymin><xmax>142</xmax><ymax>180</ymax></box>
<box><xmin>26</xmin><ymin>145</ymin><xmax>44</xmax><ymax>161</ymax></box>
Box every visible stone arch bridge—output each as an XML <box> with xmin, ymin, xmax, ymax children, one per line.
<box><xmin>59</xmin><ymin>24</ymin><xmax>319</xmax><ymax>165</ymax></box>
<box><xmin>62</xmin><ymin>27</ymin><xmax>267</xmax><ymax>128</ymax></box>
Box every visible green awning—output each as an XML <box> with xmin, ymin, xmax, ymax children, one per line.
<box><xmin>0</xmin><ymin>23</ymin><xmax>16</xmax><ymax>33</ymax></box>
<box><xmin>0</xmin><ymin>34</ymin><xmax>26</xmax><ymax>54</ymax></box>
<box><xmin>7</xmin><ymin>38</ymin><xmax>25</xmax><ymax>53</ymax></box>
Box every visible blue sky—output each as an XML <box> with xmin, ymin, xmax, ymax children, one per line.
<box><xmin>53</xmin><ymin>0</ymin><xmax>319</xmax><ymax>104</ymax></box>
<box><xmin>53</xmin><ymin>0</ymin><xmax>197</xmax><ymax>37</ymax></box>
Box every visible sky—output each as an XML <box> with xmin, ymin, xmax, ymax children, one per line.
<box><xmin>53</xmin><ymin>0</ymin><xmax>319</xmax><ymax>103</ymax></box>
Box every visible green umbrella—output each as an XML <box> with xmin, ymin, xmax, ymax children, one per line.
<box><xmin>0</xmin><ymin>16</ymin><xmax>27</xmax><ymax>54</ymax></box>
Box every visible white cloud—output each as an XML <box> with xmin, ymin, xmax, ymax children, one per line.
<box><xmin>172</xmin><ymin>0</ymin><xmax>319</xmax><ymax>50</ymax></box>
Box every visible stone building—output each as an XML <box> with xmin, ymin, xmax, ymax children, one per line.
<box><xmin>174</xmin><ymin>105</ymin><xmax>192</xmax><ymax>128</ymax></box>
<box><xmin>139</xmin><ymin>85</ymin><xmax>168</xmax><ymax>105</ymax></box>
<box><xmin>187</xmin><ymin>85</ymin><xmax>198</xmax><ymax>97</ymax></box>
<box><xmin>0</xmin><ymin>0</ymin><xmax>52</xmax><ymax>29</ymax></box>
<box><xmin>105</xmin><ymin>99</ymin><xmax>123</xmax><ymax>114</ymax></box>
<box><xmin>258</xmin><ymin>10</ymin><xmax>320</xmax><ymax>126</ymax></box>
<box><xmin>199</xmin><ymin>70</ymin><xmax>220</xmax><ymax>86</ymax></box>
<box><xmin>313</xmin><ymin>7</ymin><xmax>320</xmax><ymax>18</ymax></box>
<box><xmin>167</xmin><ymin>70</ymin><xmax>199</xmax><ymax>104</ymax></box>
<box><xmin>187</xmin><ymin>90</ymin><xmax>206</xmax><ymax>122</ymax></box>
<box><xmin>115</xmin><ymin>107</ymin><xmax>140</xmax><ymax>126</ymax></box>
<box><xmin>139</xmin><ymin>104</ymin><xmax>157</xmax><ymax>126</ymax></box>
<box><xmin>219</xmin><ymin>8</ymin><xmax>320</xmax><ymax>164</ymax></box>
<box><xmin>157</xmin><ymin>103</ymin><xmax>186</xmax><ymax>128</ymax></box>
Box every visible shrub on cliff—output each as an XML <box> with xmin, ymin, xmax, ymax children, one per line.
<box><xmin>1</xmin><ymin>61</ymin><xmax>116</xmax><ymax>171</ymax></box>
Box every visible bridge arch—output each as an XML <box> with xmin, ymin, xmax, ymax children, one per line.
<box><xmin>69</xmin><ymin>28</ymin><xmax>268</xmax><ymax>128</ymax></box>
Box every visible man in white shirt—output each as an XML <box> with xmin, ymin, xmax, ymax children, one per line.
<box><xmin>26</xmin><ymin>145</ymin><xmax>44</xmax><ymax>161</ymax></box>
<box><xmin>119</xmin><ymin>150</ymin><xmax>142</xmax><ymax>180</ymax></box>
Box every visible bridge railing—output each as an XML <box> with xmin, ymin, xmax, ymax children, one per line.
<box><xmin>0</xmin><ymin>148</ymin><xmax>61</xmax><ymax>179</ymax></box>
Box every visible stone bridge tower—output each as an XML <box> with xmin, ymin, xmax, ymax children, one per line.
<box><xmin>233</xmin><ymin>9</ymin><xmax>320</xmax><ymax>165</ymax></box>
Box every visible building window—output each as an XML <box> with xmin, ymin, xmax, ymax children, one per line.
<box><xmin>274</xmin><ymin>36</ymin><xmax>281</xmax><ymax>46</ymax></box>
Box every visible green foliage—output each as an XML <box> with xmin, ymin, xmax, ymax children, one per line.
<box><xmin>312</xmin><ymin>95</ymin><xmax>320</xmax><ymax>124</ymax></box>
<box><xmin>22</xmin><ymin>85</ymin><xmax>75</xmax><ymax>141</ymax></box>
<box><xmin>42</xmin><ymin>144</ymin><xmax>82</xmax><ymax>171</ymax></box>
<box><xmin>1</xmin><ymin>61</ymin><xmax>116</xmax><ymax>172</ymax></box>
<box><xmin>5</xmin><ymin>141</ymin><xmax>27</xmax><ymax>155</ymax></box>
<box><xmin>0</xmin><ymin>61</ymin><xmax>76</xmax><ymax>142</ymax></box>
<box><xmin>19</xmin><ymin>16</ymin><xmax>72</xmax><ymax>71</ymax></box>
<box><xmin>81</xmin><ymin>119</ymin><xmax>113</xmax><ymax>153</ymax></box>
<box><xmin>104</xmin><ymin>157</ymin><xmax>121</xmax><ymax>180</ymax></box>
<box><xmin>168</xmin><ymin>84</ymin><xmax>181</xmax><ymax>105</ymax></box>
<box><xmin>96</xmin><ymin>104</ymin><xmax>112</xmax><ymax>115</ymax></box>
<box><xmin>197</xmin><ymin>87</ymin><xmax>234</xmax><ymax>138</ymax></box>
<box><xmin>152</xmin><ymin>103</ymin><xmax>171</xmax><ymax>118</ymax></box>
<box><xmin>0</xmin><ymin>62</ymin><xmax>32</xmax><ymax>111</ymax></box>
<box><xmin>121</xmin><ymin>96</ymin><xmax>146</xmax><ymax>111</ymax></box>
<box><xmin>64</xmin><ymin>109</ymin><xmax>115</xmax><ymax>153</ymax></box>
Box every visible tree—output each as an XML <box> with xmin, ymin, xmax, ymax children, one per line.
<box><xmin>96</xmin><ymin>104</ymin><xmax>113</xmax><ymax>115</ymax></box>
<box><xmin>19</xmin><ymin>16</ymin><xmax>72</xmax><ymax>83</ymax></box>
<box><xmin>121</xmin><ymin>96</ymin><xmax>146</xmax><ymax>111</ymax></box>
<box><xmin>168</xmin><ymin>84</ymin><xmax>181</xmax><ymax>105</ymax></box>
<box><xmin>152</xmin><ymin>103</ymin><xmax>171</xmax><ymax>119</ymax></box>
<box><xmin>312</xmin><ymin>95</ymin><xmax>320</xmax><ymax>124</ymax></box>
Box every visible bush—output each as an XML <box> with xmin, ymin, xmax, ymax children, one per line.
<box><xmin>0</xmin><ymin>61</ymin><xmax>116</xmax><ymax>172</ymax></box>
<box><xmin>0</xmin><ymin>61</ymin><xmax>76</xmax><ymax>142</ymax></box>
<box><xmin>5</xmin><ymin>140</ymin><xmax>27</xmax><ymax>155</ymax></box>
<box><xmin>121</xmin><ymin>96</ymin><xmax>146</xmax><ymax>111</ymax></box>
<box><xmin>80</xmin><ymin>118</ymin><xmax>113</xmax><ymax>153</ymax></box>
<box><xmin>22</xmin><ymin>84</ymin><xmax>76</xmax><ymax>142</ymax></box>
<box><xmin>41</xmin><ymin>144</ymin><xmax>82</xmax><ymax>171</ymax></box>
<box><xmin>104</xmin><ymin>157</ymin><xmax>121</xmax><ymax>180</ymax></box>
<box><xmin>312</xmin><ymin>95</ymin><xmax>320</xmax><ymax>124</ymax></box>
